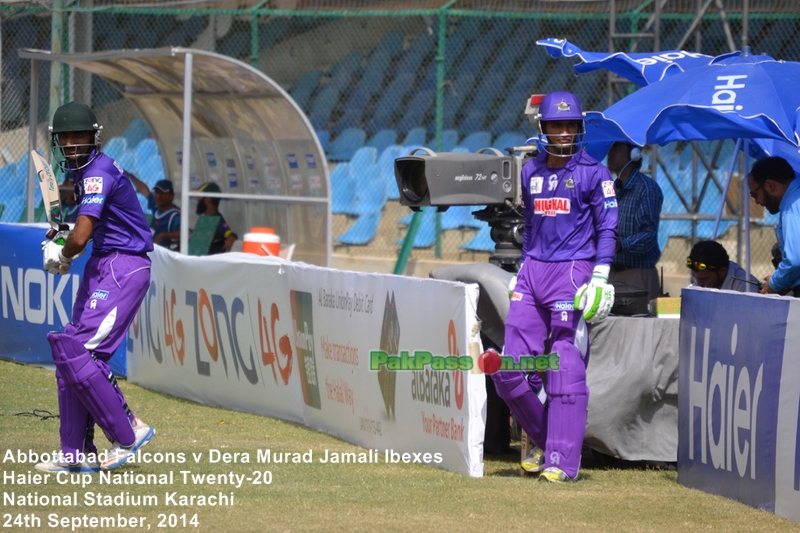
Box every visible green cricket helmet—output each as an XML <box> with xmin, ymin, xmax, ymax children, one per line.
<box><xmin>49</xmin><ymin>102</ymin><xmax>103</xmax><ymax>171</ymax></box>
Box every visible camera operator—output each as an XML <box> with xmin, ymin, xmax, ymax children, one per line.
<box><xmin>492</xmin><ymin>91</ymin><xmax>618</xmax><ymax>482</ymax></box>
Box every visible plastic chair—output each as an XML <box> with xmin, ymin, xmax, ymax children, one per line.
<box><xmin>328</xmin><ymin>128</ymin><xmax>366</xmax><ymax>162</ymax></box>
<box><xmin>459</xmin><ymin>223</ymin><xmax>495</xmax><ymax>253</ymax></box>
<box><xmin>344</xmin><ymin>164</ymin><xmax>384</xmax><ymax>216</ymax></box>
<box><xmin>330</xmin><ymin>163</ymin><xmax>355</xmax><ymax>214</ymax></box>
<box><xmin>336</xmin><ymin>211</ymin><xmax>382</xmax><ymax>246</ymax></box>
<box><xmin>401</xmin><ymin>127</ymin><xmax>427</xmax><ymax>148</ymax></box>
<box><xmin>103</xmin><ymin>137</ymin><xmax>128</xmax><ymax>162</ymax></box>
<box><xmin>367</xmin><ymin>129</ymin><xmax>398</xmax><ymax>155</ymax></box>
<box><xmin>349</xmin><ymin>146</ymin><xmax>378</xmax><ymax>170</ymax></box>
<box><xmin>123</xmin><ymin>119</ymin><xmax>151</xmax><ymax>148</ymax></box>
<box><xmin>460</xmin><ymin>131</ymin><xmax>493</xmax><ymax>153</ymax></box>
<box><xmin>395</xmin><ymin>206</ymin><xmax>436</xmax><ymax>248</ymax></box>
<box><xmin>134</xmin><ymin>139</ymin><xmax>159</xmax><ymax>170</ymax></box>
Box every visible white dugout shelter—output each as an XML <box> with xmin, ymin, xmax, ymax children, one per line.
<box><xmin>20</xmin><ymin>47</ymin><xmax>331</xmax><ymax>266</ymax></box>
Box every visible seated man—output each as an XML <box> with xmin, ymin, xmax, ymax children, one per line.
<box><xmin>195</xmin><ymin>182</ymin><xmax>237</xmax><ymax>254</ymax></box>
<box><xmin>687</xmin><ymin>240</ymin><xmax>759</xmax><ymax>292</ymax></box>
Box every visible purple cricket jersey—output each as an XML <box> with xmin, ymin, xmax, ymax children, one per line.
<box><xmin>520</xmin><ymin>149</ymin><xmax>618</xmax><ymax>266</ymax></box>
<box><xmin>74</xmin><ymin>151</ymin><xmax>154</xmax><ymax>255</ymax></box>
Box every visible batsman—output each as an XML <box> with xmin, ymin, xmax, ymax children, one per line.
<box><xmin>493</xmin><ymin>91</ymin><xmax>618</xmax><ymax>482</ymax></box>
<box><xmin>36</xmin><ymin>102</ymin><xmax>155</xmax><ymax>473</ymax></box>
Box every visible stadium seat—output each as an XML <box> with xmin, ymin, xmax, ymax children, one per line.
<box><xmin>459</xmin><ymin>223</ymin><xmax>495</xmax><ymax>253</ymax></box>
<box><xmin>316</xmin><ymin>130</ymin><xmax>330</xmax><ymax>153</ymax></box>
<box><xmin>493</xmin><ymin>132</ymin><xmax>526</xmax><ymax>151</ymax></box>
<box><xmin>348</xmin><ymin>167</ymin><xmax>387</xmax><ymax>217</ymax></box>
<box><xmin>442</xmin><ymin>130</ymin><xmax>461</xmax><ymax>152</ymax></box>
<box><xmin>401</xmin><ymin>127</ymin><xmax>427</xmax><ymax>148</ymax></box>
<box><xmin>460</xmin><ymin>131</ymin><xmax>492</xmax><ymax>153</ymax></box>
<box><xmin>349</xmin><ymin>146</ymin><xmax>378</xmax><ymax>170</ymax></box>
<box><xmin>289</xmin><ymin>70</ymin><xmax>322</xmax><ymax>109</ymax></box>
<box><xmin>396</xmin><ymin>206</ymin><xmax>437</xmax><ymax>248</ymax></box>
<box><xmin>330</xmin><ymin>163</ymin><xmax>355</xmax><ymax>214</ymax></box>
<box><xmin>103</xmin><ymin>137</ymin><xmax>128</xmax><ymax>162</ymax></box>
<box><xmin>367</xmin><ymin>129</ymin><xmax>398</xmax><ymax>155</ymax></box>
<box><xmin>336</xmin><ymin>211</ymin><xmax>382</xmax><ymax>246</ymax></box>
<box><xmin>134</xmin><ymin>139</ymin><xmax>159</xmax><ymax>170</ymax></box>
<box><xmin>123</xmin><ymin>119</ymin><xmax>151</xmax><ymax>148</ymax></box>
<box><xmin>377</xmin><ymin>144</ymin><xmax>405</xmax><ymax>200</ymax></box>
<box><xmin>327</xmin><ymin>128</ymin><xmax>366</xmax><ymax>162</ymax></box>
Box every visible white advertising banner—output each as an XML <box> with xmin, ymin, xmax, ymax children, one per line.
<box><xmin>127</xmin><ymin>247</ymin><xmax>486</xmax><ymax>477</ymax></box>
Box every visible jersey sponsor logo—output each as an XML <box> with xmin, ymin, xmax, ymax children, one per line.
<box><xmin>83</xmin><ymin>176</ymin><xmax>103</xmax><ymax>194</ymax></box>
<box><xmin>554</xmin><ymin>301</ymin><xmax>574</xmax><ymax>311</ymax></box>
<box><xmin>604</xmin><ymin>199</ymin><xmax>618</xmax><ymax>210</ymax></box>
<box><xmin>81</xmin><ymin>195</ymin><xmax>104</xmax><ymax>205</ymax></box>
<box><xmin>548</xmin><ymin>174</ymin><xmax>559</xmax><ymax>191</ymax></box>
<box><xmin>530</xmin><ymin>177</ymin><xmax>543</xmax><ymax>194</ymax></box>
<box><xmin>91</xmin><ymin>289</ymin><xmax>109</xmax><ymax>300</ymax></box>
<box><xmin>602</xmin><ymin>180</ymin><xmax>616</xmax><ymax>198</ymax></box>
<box><xmin>511</xmin><ymin>291</ymin><xmax>523</xmax><ymax>301</ymax></box>
<box><xmin>534</xmin><ymin>197</ymin><xmax>571</xmax><ymax>216</ymax></box>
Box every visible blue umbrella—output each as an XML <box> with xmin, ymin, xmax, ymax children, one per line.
<box><xmin>583</xmin><ymin>47</ymin><xmax>800</xmax><ymax>150</ymax></box>
<box><xmin>537</xmin><ymin>37</ymin><xmax>717</xmax><ymax>87</ymax></box>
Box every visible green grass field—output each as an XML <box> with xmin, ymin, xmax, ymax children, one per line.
<box><xmin>2</xmin><ymin>358</ymin><xmax>799</xmax><ymax>533</ymax></box>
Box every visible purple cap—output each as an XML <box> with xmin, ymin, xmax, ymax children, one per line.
<box><xmin>539</xmin><ymin>91</ymin><xmax>584</xmax><ymax>122</ymax></box>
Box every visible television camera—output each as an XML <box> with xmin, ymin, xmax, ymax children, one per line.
<box><xmin>393</xmin><ymin>95</ymin><xmax>545</xmax><ymax>272</ymax></box>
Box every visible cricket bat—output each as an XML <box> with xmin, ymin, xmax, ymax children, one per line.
<box><xmin>30</xmin><ymin>150</ymin><xmax>64</xmax><ymax>231</ymax></box>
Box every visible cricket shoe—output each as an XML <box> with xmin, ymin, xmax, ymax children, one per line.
<box><xmin>521</xmin><ymin>446</ymin><xmax>545</xmax><ymax>473</ymax></box>
<box><xmin>100</xmin><ymin>418</ymin><xmax>155</xmax><ymax>470</ymax></box>
<box><xmin>36</xmin><ymin>456</ymin><xmax>100</xmax><ymax>474</ymax></box>
<box><xmin>538</xmin><ymin>466</ymin><xmax>578</xmax><ymax>483</ymax></box>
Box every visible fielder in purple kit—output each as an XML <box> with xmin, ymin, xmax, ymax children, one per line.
<box><xmin>36</xmin><ymin>102</ymin><xmax>155</xmax><ymax>473</ymax></box>
<box><xmin>492</xmin><ymin>91</ymin><xmax>617</xmax><ymax>482</ymax></box>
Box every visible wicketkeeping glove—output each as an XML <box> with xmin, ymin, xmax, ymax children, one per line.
<box><xmin>574</xmin><ymin>265</ymin><xmax>615</xmax><ymax>324</ymax></box>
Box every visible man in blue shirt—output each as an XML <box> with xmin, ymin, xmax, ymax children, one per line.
<box><xmin>129</xmin><ymin>175</ymin><xmax>181</xmax><ymax>251</ymax></box>
<box><xmin>748</xmin><ymin>156</ymin><xmax>800</xmax><ymax>295</ymax></box>
<box><xmin>606</xmin><ymin>141</ymin><xmax>663</xmax><ymax>302</ymax></box>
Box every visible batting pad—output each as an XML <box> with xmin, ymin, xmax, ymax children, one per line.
<box><xmin>48</xmin><ymin>332</ymin><xmax>135</xmax><ymax>447</ymax></box>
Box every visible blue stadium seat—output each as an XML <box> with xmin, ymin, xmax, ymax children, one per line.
<box><xmin>377</xmin><ymin>144</ymin><xmax>405</xmax><ymax>201</ymax></box>
<box><xmin>395</xmin><ymin>206</ymin><xmax>437</xmax><ymax>248</ymax></box>
<box><xmin>316</xmin><ymin>130</ymin><xmax>330</xmax><ymax>153</ymax></box>
<box><xmin>330</xmin><ymin>163</ymin><xmax>355</xmax><ymax>214</ymax></box>
<box><xmin>460</xmin><ymin>131</ymin><xmax>492</xmax><ymax>153</ymax></box>
<box><xmin>332</xmin><ymin>108</ymin><xmax>364</xmax><ymax>134</ymax></box>
<box><xmin>134</xmin><ymin>139</ymin><xmax>159</xmax><ymax>171</ymax></box>
<box><xmin>493</xmin><ymin>132</ymin><xmax>526</xmax><ymax>151</ymax></box>
<box><xmin>441</xmin><ymin>206</ymin><xmax>476</xmax><ymax>231</ymax></box>
<box><xmin>488</xmin><ymin>112</ymin><xmax>521</xmax><ymax>136</ymax></box>
<box><xmin>395</xmin><ymin>89</ymin><xmax>434</xmax><ymax>133</ymax></box>
<box><xmin>123</xmin><ymin>119</ymin><xmax>151</xmax><ymax>148</ymax></box>
<box><xmin>116</xmin><ymin>151</ymin><xmax>135</xmax><ymax>174</ymax></box>
<box><xmin>458</xmin><ymin>111</ymin><xmax>487</xmax><ymax>134</ymax></box>
<box><xmin>350</xmin><ymin>146</ymin><xmax>378</xmax><ymax>170</ymax></box>
<box><xmin>289</xmin><ymin>70</ymin><xmax>322</xmax><ymax>109</ymax></box>
<box><xmin>348</xmin><ymin>167</ymin><xmax>387</xmax><ymax>217</ymax></box>
<box><xmin>336</xmin><ymin>211</ymin><xmax>382</xmax><ymax>246</ymax></box>
<box><xmin>442</xmin><ymin>129</ymin><xmax>460</xmax><ymax>152</ymax></box>
<box><xmin>402</xmin><ymin>127</ymin><xmax>427</xmax><ymax>147</ymax></box>
<box><xmin>460</xmin><ymin>224</ymin><xmax>495</xmax><ymax>253</ymax></box>
<box><xmin>367</xmin><ymin>129</ymin><xmax>398</xmax><ymax>155</ymax></box>
<box><xmin>327</xmin><ymin>128</ymin><xmax>366</xmax><ymax>162</ymax></box>
<box><xmin>103</xmin><ymin>137</ymin><xmax>128</xmax><ymax>162</ymax></box>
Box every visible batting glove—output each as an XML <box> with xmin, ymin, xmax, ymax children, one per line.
<box><xmin>42</xmin><ymin>239</ymin><xmax>72</xmax><ymax>275</ymax></box>
<box><xmin>574</xmin><ymin>265</ymin><xmax>615</xmax><ymax>324</ymax></box>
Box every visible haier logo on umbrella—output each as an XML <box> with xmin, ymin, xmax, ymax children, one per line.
<box><xmin>712</xmin><ymin>75</ymin><xmax>746</xmax><ymax>112</ymax></box>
